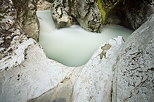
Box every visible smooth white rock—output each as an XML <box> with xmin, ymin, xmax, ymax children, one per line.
<box><xmin>72</xmin><ymin>37</ymin><xmax>124</xmax><ymax>102</ymax></box>
<box><xmin>0</xmin><ymin>36</ymin><xmax>124</xmax><ymax>102</ymax></box>
<box><xmin>24</xmin><ymin>37</ymin><xmax>124</xmax><ymax>102</ymax></box>
<box><xmin>0</xmin><ymin>42</ymin><xmax>74</xmax><ymax>102</ymax></box>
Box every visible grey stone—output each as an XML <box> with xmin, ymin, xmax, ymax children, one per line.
<box><xmin>51</xmin><ymin>0</ymin><xmax>75</xmax><ymax>29</ymax></box>
<box><xmin>122</xmin><ymin>0</ymin><xmax>154</xmax><ymax>30</ymax></box>
<box><xmin>14</xmin><ymin>0</ymin><xmax>39</xmax><ymax>41</ymax></box>
<box><xmin>26</xmin><ymin>37</ymin><xmax>124</xmax><ymax>102</ymax></box>
<box><xmin>112</xmin><ymin>14</ymin><xmax>154</xmax><ymax>102</ymax></box>
<box><xmin>51</xmin><ymin>0</ymin><xmax>102</xmax><ymax>32</ymax></box>
<box><xmin>0</xmin><ymin>0</ymin><xmax>39</xmax><ymax>70</ymax></box>
<box><xmin>37</xmin><ymin>0</ymin><xmax>52</xmax><ymax>10</ymax></box>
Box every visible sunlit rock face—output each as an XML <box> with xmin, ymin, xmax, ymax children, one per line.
<box><xmin>112</xmin><ymin>15</ymin><xmax>154</xmax><ymax>102</ymax></box>
<box><xmin>37</xmin><ymin>10</ymin><xmax>133</xmax><ymax>67</ymax></box>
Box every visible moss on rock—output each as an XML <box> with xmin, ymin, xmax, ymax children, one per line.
<box><xmin>97</xmin><ymin>0</ymin><xmax>123</xmax><ymax>24</ymax></box>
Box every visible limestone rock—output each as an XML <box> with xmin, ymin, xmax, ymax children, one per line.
<box><xmin>72</xmin><ymin>37</ymin><xmax>124</xmax><ymax>102</ymax></box>
<box><xmin>26</xmin><ymin>37</ymin><xmax>124</xmax><ymax>102</ymax></box>
<box><xmin>76</xmin><ymin>0</ymin><xmax>103</xmax><ymax>32</ymax></box>
<box><xmin>0</xmin><ymin>0</ymin><xmax>39</xmax><ymax>70</ymax></box>
<box><xmin>112</xmin><ymin>15</ymin><xmax>154</xmax><ymax>102</ymax></box>
<box><xmin>0</xmin><ymin>41</ymin><xmax>74</xmax><ymax>102</ymax></box>
<box><xmin>122</xmin><ymin>0</ymin><xmax>154</xmax><ymax>30</ymax></box>
<box><xmin>12</xmin><ymin>0</ymin><xmax>39</xmax><ymax>40</ymax></box>
<box><xmin>0</xmin><ymin>1</ymin><xmax>74</xmax><ymax>102</ymax></box>
<box><xmin>37</xmin><ymin>0</ymin><xmax>52</xmax><ymax>10</ymax></box>
<box><xmin>97</xmin><ymin>0</ymin><xmax>123</xmax><ymax>24</ymax></box>
<box><xmin>1</xmin><ymin>0</ymin><xmax>154</xmax><ymax>102</ymax></box>
<box><xmin>51</xmin><ymin>0</ymin><xmax>102</xmax><ymax>32</ymax></box>
<box><xmin>51</xmin><ymin>0</ymin><xmax>153</xmax><ymax>32</ymax></box>
<box><xmin>51</xmin><ymin>0</ymin><xmax>74</xmax><ymax>29</ymax></box>
<box><xmin>0</xmin><ymin>0</ymin><xmax>29</xmax><ymax>67</ymax></box>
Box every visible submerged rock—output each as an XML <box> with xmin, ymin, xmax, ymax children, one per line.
<box><xmin>112</xmin><ymin>14</ymin><xmax>154</xmax><ymax>102</ymax></box>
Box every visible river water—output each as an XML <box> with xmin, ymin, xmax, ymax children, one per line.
<box><xmin>36</xmin><ymin>10</ymin><xmax>133</xmax><ymax>67</ymax></box>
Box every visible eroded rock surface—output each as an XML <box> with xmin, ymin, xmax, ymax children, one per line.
<box><xmin>37</xmin><ymin>0</ymin><xmax>52</xmax><ymax>10</ymax></box>
<box><xmin>72</xmin><ymin>37</ymin><xmax>124</xmax><ymax>102</ymax></box>
<box><xmin>122</xmin><ymin>0</ymin><xmax>154</xmax><ymax>30</ymax></box>
<box><xmin>51</xmin><ymin>0</ymin><xmax>75</xmax><ymax>29</ymax></box>
<box><xmin>0</xmin><ymin>0</ymin><xmax>39</xmax><ymax>70</ymax></box>
<box><xmin>13</xmin><ymin>0</ymin><xmax>39</xmax><ymax>40</ymax></box>
<box><xmin>112</xmin><ymin>14</ymin><xmax>154</xmax><ymax>102</ymax></box>
<box><xmin>0</xmin><ymin>0</ymin><xmax>30</xmax><ymax>69</ymax></box>
<box><xmin>0</xmin><ymin>42</ymin><xmax>74</xmax><ymax>102</ymax></box>
<box><xmin>26</xmin><ymin>37</ymin><xmax>124</xmax><ymax>102</ymax></box>
<box><xmin>51</xmin><ymin>0</ymin><xmax>102</xmax><ymax>32</ymax></box>
<box><xmin>5</xmin><ymin>0</ymin><xmax>39</xmax><ymax>41</ymax></box>
<box><xmin>51</xmin><ymin>0</ymin><xmax>154</xmax><ymax>32</ymax></box>
<box><xmin>0</xmin><ymin>0</ymin><xmax>154</xmax><ymax>102</ymax></box>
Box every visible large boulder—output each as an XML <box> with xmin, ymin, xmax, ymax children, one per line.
<box><xmin>51</xmin><ymin>0</ymin><xmax>75</xmax><ymax>29</ymax></box>
<box><xmin>112</xmin><ymin>14</ymin><xmax>154</xmax><ymax>102</ymax></box>
<box><xmin>74</xmin><ymin>0</ymin><xmax>102</xmax><ymax>32</ymax></box>
<box><xmin>51</xmin><ymin>0</ymin><xmax>102</xmax><ymax>32</ymax></box>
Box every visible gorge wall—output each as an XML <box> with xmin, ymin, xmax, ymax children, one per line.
<box><xmin>0</xmin><ymin>0</ymin><xmax>154</xmax><ymax>102</ymax></box>
<box><xmin>51</xmin><ymin>0</ymin><xmax>154</xmax><ymax>32</ymax></box>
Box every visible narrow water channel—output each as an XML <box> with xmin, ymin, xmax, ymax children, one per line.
<box><xmin>36</xmin><ymin>10</ymin><xmax>133</xmax><ymax>67</ymax></box>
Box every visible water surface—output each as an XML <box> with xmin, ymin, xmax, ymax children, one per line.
<box><xmin>36</xmin><ymin>10</ymin><xmax>133</xmax><ymax>67</ymax></box>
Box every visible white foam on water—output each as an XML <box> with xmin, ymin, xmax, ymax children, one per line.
<box><xmin>36</xmin><ymin>10</ymin><xmax>133</xmax><ymax>67</ymax></box>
